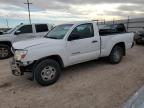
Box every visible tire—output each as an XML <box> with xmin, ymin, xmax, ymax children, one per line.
<box><xmin>135</xmin><ymin>40</ymin><xmax>142</xmax><ymax>45</ymax></box>
<box><xmin>109</xmin><ymin>46</ymin><xmax>124</xmax><ymax>64</ymax></box>
<box><xmin>0</xmin><ymin>44</ymin><xmax>12</xmax><ymax>60</ymax></box>
<box><xmin>34</xmin><ymin>59</ymin><xmax>61</xmax><ymax>86</ymax></box>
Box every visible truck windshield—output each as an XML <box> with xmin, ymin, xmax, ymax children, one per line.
<box><xmin>5</xmin><ymin>28</ymin><xmax>16</xmax><ymax>34</ymax></box>
<box><xmin>4</xmin><ymin>25</ymin><xmax>21</xmax><ymax>34</ymax></box>
<box><xmin>45</xmin><ymin>24</ymin><xmax>73</xmax><ymax>39</ymax></box>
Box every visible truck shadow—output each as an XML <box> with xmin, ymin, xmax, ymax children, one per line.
<box><xmin>0</xmin><ymin>82</ymin><xmax>12</xmax><ymax>88</ymax></box>
<box><xmin>61</xmin><ymin>58</ymin><xmax>109</xmax><ymax>79</ymax></box>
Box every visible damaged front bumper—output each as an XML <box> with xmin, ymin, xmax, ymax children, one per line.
<box><xmin>10</xmin><ymin>58</ymin><xmax>24</xmax><ymax>76</ymax></box>
<box><xmin>10</xmin><ymin>58</ymin><xmax>34</xmax><ymax>77</ymax></box>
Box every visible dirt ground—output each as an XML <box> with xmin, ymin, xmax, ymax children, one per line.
<box><xmin>0</xmin><ymin>45</ymin><xmax>144</xmax><ymax>108</ymax></box>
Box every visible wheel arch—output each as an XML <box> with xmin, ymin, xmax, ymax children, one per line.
<box><xmin>110</xmin><ymin>42</ymin><xmax>126</xmax><ymax>56</ymax></box>
<box><xmin>0</xmin><ymin>41</ymin><xmax>12</xmax><ymax>48</ymax></box>
<box><xmin>33</xmin><ymin>55</ymin><xmax>64</xmax><ymax>69</ymax></box>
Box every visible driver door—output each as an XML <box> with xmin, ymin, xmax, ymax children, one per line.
<box><xmin>14</xmin><ymin>25</ymin><xmax>35</xmax><ymax>42</ymax></box>
<box><xmin>66</xmin><ymin>23</ymin><xmax>100</xmax><ymax>65</ymax></box>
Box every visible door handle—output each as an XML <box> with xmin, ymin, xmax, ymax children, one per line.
<box><xmin>72</xmin><ymin>52</ymin><xmax>80</xmax><ymax>55</ymax></box>
<box><xmin>92</xmin><ymin>40</ymin><xmax>98</xmax><ymax>43</ymax></box>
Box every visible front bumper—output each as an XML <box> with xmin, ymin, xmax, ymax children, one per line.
<box><xmin>10</xmin><ymin>58</ymin><xmax>24</xmax><ymax>76</ymax></box>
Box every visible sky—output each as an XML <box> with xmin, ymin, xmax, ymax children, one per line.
<box><xmin>0</xmin><ymin>0</ymin><xmax>144</xmax><ymax>28</ymax></box>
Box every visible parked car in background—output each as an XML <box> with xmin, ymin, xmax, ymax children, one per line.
<box><xmin>0</xmin><ymin>30</ymin><xmax>3</xmax><ymax>35</ymax></box>
<box><xmin>10</xmin><ymin>21</ymin><xmax>134</xmax><ymax>86</ymax></box>
<box><xmin>99</xmin><ymin>23</ymin><xmax>126</xmax><ymax>36</ymax></box>
<box><xmin>134</xmin><ymin>29</ymin><xmax>144</xmax><ymax>45</ymax></box>
<box><xmin>0</xmin><ymin>23</ymin><xmax>54</xmax><ymax>59</ymax></box>
<box><xmin>123</xmin><ymin>86</ymin><xmax>144</xmax><ymax>108</ymax></box>
<box><xmin>0</xmin><ymin>28</ymin><xmax>11</xmax><ymax>35</ymax></box>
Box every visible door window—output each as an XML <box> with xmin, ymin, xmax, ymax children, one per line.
<box><xmin>35</xmin><ymin>24</ymin><xmax>48</xmax><ymax>33</ymax></box>
<box><xmin>18</xmin><ymin>25</ymin><xmax>32</xmax><ymax>34</ymax></box>
<box><xmin>71</xmin><ymin>23</ymin><xmax>94</xmax><ymax>39</ymax></box>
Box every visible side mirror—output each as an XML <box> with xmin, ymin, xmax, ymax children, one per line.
<box><xmin>15</xmin><ymin>30</ymin><xmax>21</xmax><ymax>35</ymax></box>
<box><xmin>68</xmin><ymin>33</ymin><xmax>80</xmax><ymax>41</ymax></box>
<box><xmin>0</xmin><ymin>31</ymin><xmax>3</xmax><ymax>35</ymax></box>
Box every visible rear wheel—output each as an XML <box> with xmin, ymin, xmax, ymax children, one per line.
<box><xmin>0</xmin><ymin>44</ymin><xmax>12</xmax><ymax>60</ymax></box>
<box><xmin>34</xmin><ymin>59</ymin><xmax>61</xmax><ymax>86</ymax></box>
<box><xmin>109</xmin><ymin>46</ymin><xmax>124</xmax><ymax>64</ymax></box>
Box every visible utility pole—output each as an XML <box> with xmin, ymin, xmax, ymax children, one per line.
<box><xmin>104</xmin><ymin>19</ymin><xmax>105</xmax><ymax>24</ymax></box>
<box><xmin>24</xmin><ymin>0</ymin><xmax>32</xmax><ymax>24</ymax></box>
<box><xmin>113</xmin><ymin>19</ymin><xmax>115</xmax><ymax>24</ymax></box>
<box><xmin>127</xmin><ymin>16</ymin><xmax>130</xmax><ymax>32</ymax></box>
<box><xmin>5</xmin><ymin>18</ymin><xmax>9</xmax><ymax>28</ymax></box>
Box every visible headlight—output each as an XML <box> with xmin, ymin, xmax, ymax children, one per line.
<box><xmin>14</xmin><ymin>50</ymin><xmax>27</xmax><ymax>61</ymax></box>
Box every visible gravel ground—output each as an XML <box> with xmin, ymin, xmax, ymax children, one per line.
<box><xmin>0</xmin><ymin>45</ymin><xmax>144</xmax><ymax>108</ymax></box>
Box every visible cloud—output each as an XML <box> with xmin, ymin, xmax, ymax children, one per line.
<box><xmin>0</xmin><ymin>0</ymin><xmax>144</xmax><ymax>27</ymax></box>
<box><xmin>1</xmin><ymin>0</ymin><xmax>144</xmax><ymax>11</ymax></box>
<box><xmin>118</xmin><ymin>4</ymin><xmax>144</xmax><ymax>12</ymax></box>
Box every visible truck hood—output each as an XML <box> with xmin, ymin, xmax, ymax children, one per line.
<box><xmin>13</xmin><ymin>38</ymin><xmax>62</xmax><ymax>49</ymax></box>
<box><xmin>0</xmin><ymin>34</ymin><xmax>11</xmax><ymax>37</ymax></box>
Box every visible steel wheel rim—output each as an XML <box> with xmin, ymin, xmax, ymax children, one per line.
<box><xmin>41</xmin><ymin>66</ymin><xmax>56</xmax><ymax>81</ymax></box>
<box><xmin>0</xmin><ymin>47</ymin><xmax>9</xmax><ymax>58</ymax></box>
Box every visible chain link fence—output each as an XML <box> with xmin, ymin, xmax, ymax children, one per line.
<box><xmin>98</xmin><ymin>17</ymin><xmax>144</xmax><ymax>32</ymax></box>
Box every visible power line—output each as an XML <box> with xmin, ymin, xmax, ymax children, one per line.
<box><xmin>24</xmin><ymin>0</ymin><xmax>32</xmax><ymax>24</ymax></box>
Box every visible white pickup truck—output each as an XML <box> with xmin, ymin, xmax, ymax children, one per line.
<box><xmin>10</xmin><ymin>21</ymin><xmax>134</xmax><ymax>86</ymax></box>
<box><xmin>0</xmin><ymin>23</ymin><xmax>53</xmax><ymax>59</ymax></box>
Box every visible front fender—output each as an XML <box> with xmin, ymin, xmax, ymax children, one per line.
<box><xmin>22</xmin><ymin>45</ymin><xmax>67</xmax><ymax>67</ymax></box>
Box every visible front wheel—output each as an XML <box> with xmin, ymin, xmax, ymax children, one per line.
<box><xmin>34</xmin><ymin>59</ymin><xmax>61</xmax><ymax>86</ymax></box>
<box><xmin>0</xmin><ymin>44</ymin><xmax>12</xmax><ymax>60</ymax></box>
<box><xmin>109</xmin><ymin>46</ymin><xmax>124</xmax><ymax>64</ymax></box>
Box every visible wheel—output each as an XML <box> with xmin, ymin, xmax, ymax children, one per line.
<box><xmin>0</xmin><ymin>44</ymin><xmax>12</xmax><ymax>60</ymax></box>
<box><xmin>34</xmin><ymin>59</ymin><xmax>61</xmax><ymax>86</ymax></box>
<box><xmin>135</xmin><ymin>40</ymin><xmax>142</xmax><ymax>45</ymax></box>
<box><xmin>109</xmin><ymin>46</ymin><xmax>124</xmax><ymax>64</ymax></box>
